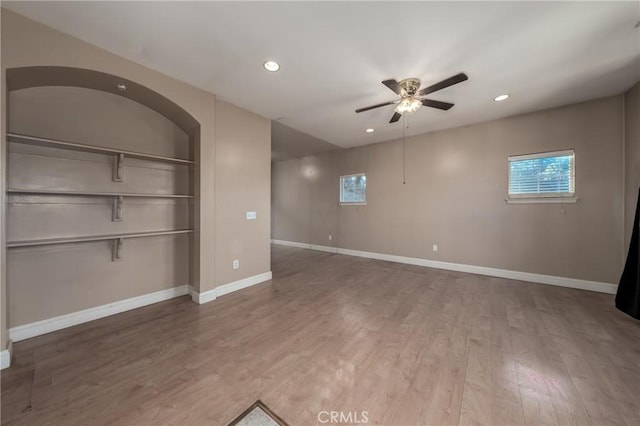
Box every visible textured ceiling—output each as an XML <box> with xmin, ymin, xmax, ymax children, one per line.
<box><xmin>4</xmin><ymin>1</ymin><xmax>639</xmax><ymax>150</ymax></box>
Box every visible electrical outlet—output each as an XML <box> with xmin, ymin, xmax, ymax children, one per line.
<box><xmin>433</xmin><ymin>244</ymin><xmax>438</xmax><ymax>252</ymax></box>
<box><xmin>328</xmin><ymin>234</ymin><xmax>333</xmax><ymax>241</ymax></box>
<box><xmin>246</xmin><ymin>211</ymin><xmax>257</xmax><ymax>220</ymax></box>
<box><xmin>233</xmin><ymin>260</ymin><xmax>239</xmax><ymax>269</ymax></box>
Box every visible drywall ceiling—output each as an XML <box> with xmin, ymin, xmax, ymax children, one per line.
<box><xmin>4</xmin><ymin>1</ymin><xmax>639</xmax><ymax>149</ymax></box>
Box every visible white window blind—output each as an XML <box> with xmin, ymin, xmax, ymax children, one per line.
<box><xmin>340</xmin><ymin>173</ymin><xmax>366</xmax><ymax>204</ymax></box>
<box><xmin>508</xmin><ymin>150</ymin><xmax>575</xmax><ymax>198</ymax></box>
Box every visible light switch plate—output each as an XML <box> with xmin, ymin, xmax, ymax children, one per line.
<box><xmin>246</xmin><ymin>211</ymin><xmax>257</xmax><ymax>220</ymax></box>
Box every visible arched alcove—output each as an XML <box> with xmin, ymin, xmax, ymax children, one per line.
<box><xmin>5</xmin><ymin>66</ymin><xmax>201</xmax><ymax>333</ymax></box>
<box><xmin>6</xmin><ymin>66</ymin><xmax>200</xmax><ymax>134</ymax></box>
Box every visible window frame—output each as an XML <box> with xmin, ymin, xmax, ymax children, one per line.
<box><xmin>507</xmin><ymin>149</ymin><xmax>577</xmax><ymax>204</ymax></box>
<box><xmin>339</xmin><ymin>172</ymin><xmax>367</xmax><ymax>205</ymax></box>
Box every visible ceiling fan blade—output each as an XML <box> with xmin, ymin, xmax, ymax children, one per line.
<box><xmin>418</xmin><ymin>73</ymin><xmax>468</xmax><ymax>96</ymax></box>
<box><xmin>390</xmin><ymin>111</ymin><xmax>402</xmax><ymax>123</ymax></box>
<box><xmin>382</xmin><ymin>79</ymin><xmax>402</xmax><ymax>95</ymax></box>
<box><xmin>421</xmin><ymin>99</ymin><xmax>454</xmax><ymax>110</ymax></box>
<box><xmin>355</xmin><ymin>101</ymin><xmax>396</xmax><ymax>113</ymax></box>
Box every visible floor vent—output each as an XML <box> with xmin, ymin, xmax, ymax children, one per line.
<box><xmin>228</xmin><ymin>400</ymin><xmax>288</xmax><ymax>426</ymax></box>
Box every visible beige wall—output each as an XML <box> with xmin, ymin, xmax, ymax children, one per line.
<box><xmin>272</xmin><ymin>151</ymin><xmax>339</xmax><ymax>247</ymax></box>
<box><xmin>6</xmin><ymin>87</ymin><xmax>191</xmax><ymax>326</ymax></box>
<box><xmin>215</xmin><ymin>100</ymin><xmax>271</xmax><ymax>286</ymax></box>
<box><xmin>624</xmin><ymin>82</ymin><xmax>640</xmax><ymax>254</ymax></box>
<box><xmin>9</xmin><ymin>86</ymin><xmax>191</xmax><ymax>158</ymax></box>
<box><xmin>1</xmin><ymin>10</ymin><xmax>271</xmax><ymax>348</ymax></box>
<box><xmin>273</xmin><ymin>96</ymin><xmax>625</xmax><ymax>284</ymax></box>
<box><xmin>1</xmin><ymin>7</ymin><xmax>7</xmax><ymax>350</ymax></box>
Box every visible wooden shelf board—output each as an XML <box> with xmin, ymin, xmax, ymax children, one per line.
<box><xmin>7</xmin><ymin>133</ymin><xmax>194</xmax><ymax>165</ymax></box>
<box><xmin>7</xmin><ymin>189</ymin><xmax>194</xmax><ymax>198</ymax></box>
<box><xmin>8</xmin><ymin>229</ymin><xmax>194</xmax><ymax>248</ymax></box>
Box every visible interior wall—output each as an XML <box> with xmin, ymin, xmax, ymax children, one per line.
<box><xmin>624</xmin><ymin>82</ymin><xmax>640</xmax><ymax>254</ymax></box>
<box><xmin>1</xmin><ymin>6</ymin><xmax>7</xmax><ymax>350</ymax></box>
<box><xmin>214</xmin><ymin>100</ymin><xmax>271</xmax><ymax>286</ymax></box>
<box><xmin>272</xmin><ymin>96</ymin><xmax>625</xmax><ymax>284</ymax></box>
<box><xmin>9</xmin><ymin>86</ymin><xmax>190</xmax><ymax>158</ymax></box>
<box><xmin>272</xmin><ymin>151</ymin><xmax>339</xmax><ymax>247</ymax></box>
<box><xmin>1</xmin><ymin>10</ymin><xmax>271</xmax><ymax>348</ymax></box>
<box><xmin>0</xmin><ymin>9</ymin><xmax>214</xmax><ymax>347</ymax></box>
<box><xmin>6</xmin><ymin>87</ymin><xmax>191</xmax><ymax>327</ymax></box>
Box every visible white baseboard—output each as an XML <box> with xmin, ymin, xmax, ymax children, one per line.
<box><xmin>7</xmin><ymin>271</ymin><xmax>275</xmax><ymax>343</ymax></box>
<box><xmin>189</xmin><ymin>285</ymin><xmax>217</xmax><ymax>305</ymax></box>
<box><xmin>9</xmin><ymin>285</ymin><xmax>190</xmax><ymax>342</ymax></box>
<box><xmin>190</xmin><ymin>271</ymin><xmax>273</xmax><ymax>305</ymax></box>
<box><xmin>270</xmin><ymin>239</ymin><xmax>311</xmax><ymax>249</ymax></box>
<box><xmin>1</xmin><ymin>349</ymin><xmax>10</xmax><ymax>370</ymax></box>
<box><xmin>271</xmin><ymin>240</ymin><xmax>617</xmax><ymax>294</ymax></box>
<box><xmin>216</xmin><ymin>271</ymin><xmax>273</xmax><ymax>297</ymax></box>
<box><xmin>270</xmin><ymin>239</ymin><xmax>339</xmax><ymax>254</ymax></box>
<box><xmin>310</xmin><ymin>243</ymin><xmax>339</xmax><ymax>254</ymax></box>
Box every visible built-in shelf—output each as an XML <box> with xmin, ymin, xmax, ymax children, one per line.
<box><xmin>7</xmin><ymin>133</ymin><xmax>194</xmax><ymax>165</ymax></box>
<box><xmin>7</xmin><ymin>189</ymin><xmax>194</xmax><ymax>199</ymax></box>
<box><xmin>7</xmin><ymin>229</ymin><xmax>194</xmax><ymax>248</ymax></box>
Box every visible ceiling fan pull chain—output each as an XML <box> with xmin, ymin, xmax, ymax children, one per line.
<box><xmin>402</xmin><ymin>113</ymin><xmax>406</xmax><ymax>185</ymax></box>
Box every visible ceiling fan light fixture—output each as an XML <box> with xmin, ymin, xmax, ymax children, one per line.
<box><xmin>355</xmin><ymin>73</ymin><xmax>467</xmax><ymax>123</ymax></box>
<box><xmin>263</xmin><ymin>60</ymin><xmax>280</xmax><ymax>72</ymax></box>
<box><xmin>396</xmin><ymin>97</ymin><xmax>422</xmax><ymax>113</ymax></box>
<box><xmin>494</xmin><ymin>94</ymin><xmax>510</xmax><ymax>102</ymax></box>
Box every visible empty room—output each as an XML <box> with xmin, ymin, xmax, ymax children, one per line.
<box><xmin>1</xmin><ymin>1</ymin><xmax>639</xmax><ymax>425</ymax></box>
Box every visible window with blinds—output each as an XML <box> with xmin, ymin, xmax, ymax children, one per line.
<box><xmin>508</xmin><ymin>150</ymin><xmax>575</xmax><ymax>198</ymax></box>
<box><xmin>340</xmin><ymin>173</ymin><xmax>367</xmax><ymax>204</ymax></box>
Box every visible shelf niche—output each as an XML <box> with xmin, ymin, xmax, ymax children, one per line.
<box><xmin>5</xmin><ymin>66</ymin><xmax>202</xmax><ymax>332</ymax></box>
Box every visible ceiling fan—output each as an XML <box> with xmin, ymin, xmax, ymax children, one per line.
<box><xmin>355</xmin><ymin>73</ymin><xmax>468</xmax><ymax>123</ymax></box>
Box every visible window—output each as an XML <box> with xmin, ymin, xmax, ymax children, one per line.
<box><xmin>508</xmin><ymin>150</ymin><xmax>575</xmax><ymax>200</ymax></box>
<box><xmin>340</xmin><ymin>173</ymin><xmax>366</xmax><ymax>204</ymax></box>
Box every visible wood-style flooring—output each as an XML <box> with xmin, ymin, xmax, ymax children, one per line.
<box><xmin>2</xmin><ymin>245</ymin><xmax>639</xmax><ymax>425</ymax></box>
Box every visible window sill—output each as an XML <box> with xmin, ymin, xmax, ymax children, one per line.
<box><xmin>505</xmin><ymin>196</ymin><xmax>579</xmax><ymax>204</ymax></box>
<box><xmin>340</xmin><ymin>202</ymin><xmax>367</xmax><ymax>206</ymax></box>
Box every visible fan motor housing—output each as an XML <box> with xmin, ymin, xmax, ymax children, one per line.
<box><xmin>399</xmin><ymin>78</ymin><xmax>421</xmax><ymax>97</ymax></box>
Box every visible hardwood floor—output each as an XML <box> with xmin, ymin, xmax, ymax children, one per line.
<box><xmin>2</xmin><ymin>244</ymin><xmax>639</xmax><ymax>425</ymax></box>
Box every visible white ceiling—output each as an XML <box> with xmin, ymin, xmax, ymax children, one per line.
<box><xmin>4</xmin><ymin>1</ymin><xmax>640</xmax><ymax>149</ymax></box>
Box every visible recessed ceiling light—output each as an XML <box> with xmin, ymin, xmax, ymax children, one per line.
<box><xmin>494</xmin><ymin>94</ymin><xmax>509</xmax><ymax>102</ymax></box>
<box><xmin>366</xmin><ymin>128</ymin><xmax>375</xmax><ymax>133</ymax></box>
<box><xmin>263</xmin><ymin>60</ymin><xmax>280</xmax><ymax>72</ymax></box>
<box><xmin>116</xmin><ymin>83</ymin><xmax>127</xmax><ymax>91</ymax></box>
